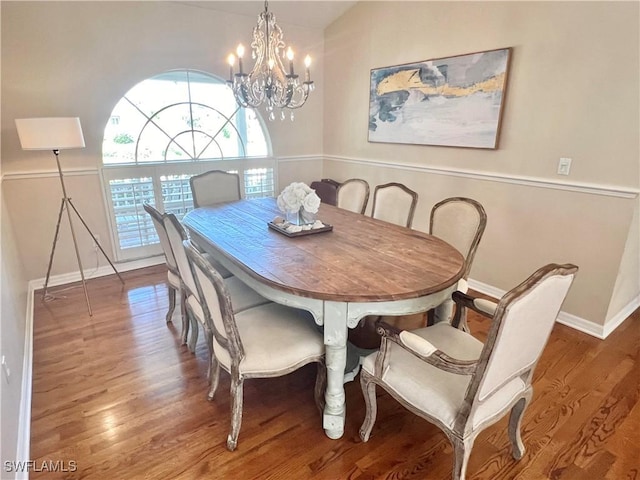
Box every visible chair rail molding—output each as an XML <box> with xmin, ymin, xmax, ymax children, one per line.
<box><xmin>3</xmin><ymin>167</ymin><xmax>99</xmax><ymax>181</ymax></box>
<box><xmin>323</xmin><ymin>155</ymin><xmax>640</xmax><ymax>199</ymax></box>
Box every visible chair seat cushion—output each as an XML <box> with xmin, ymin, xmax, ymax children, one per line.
<box><xmin>215</xmin><ymin>303</ymin><xmax>324</xmax><ymax>376</ymax></box>
<box><xmin>362</xmin><ymin>323</ymin><xmax>526</xmax><ymax>430</ymax></box>
<box><xmin>187</xmin><ymin>277</ymin><xmax>270</xmax><ymax>324</ymax></box>
<box><xmin>167</xmin><ymin>270</ymin><xmax>181</xmax><ymax>289</ymax></box>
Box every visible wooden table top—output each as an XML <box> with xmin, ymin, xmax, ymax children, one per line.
<box><xmin>183</xmin><ymin>198</ymin><xmax>464</xmax><ymax>303</ymax></box>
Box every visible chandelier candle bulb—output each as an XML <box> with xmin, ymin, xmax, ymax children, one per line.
<box><xmin>225</xmin><ymin>0</ymin><xmax>314</xmax><ymax>116</ymax></box>
<box><xmin>287</xmin><ymin>47</ymin><xmax>295</xmax><ymax>76</ymax></box>
<box><xmin>227</xmin><ymin>54</ymin><xmax>235</xmax><ymax>80</ymax></box>
<box><xmin>304</xmin><ymin>55</ymin><xmax>311</xmax><ymax>82</ymax></box>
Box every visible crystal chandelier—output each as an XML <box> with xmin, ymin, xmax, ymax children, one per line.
<box><xmin>226</xmin><ymin>0</ymin><xmax>314</xmax><ymax>121</ymax></box>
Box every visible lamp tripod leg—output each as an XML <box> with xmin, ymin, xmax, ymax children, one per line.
<box><xmin>66</xmin><ymin>198</ymin><xmax>124</xmax><ymax>285</ymax></box>
<box><xmin>63</xmin><ymin>198</ymin><xmax>92</xmax><ymax>316</ymax></box>
<box><xmin>43</xmin><ymin>198</ymin><xmax>66</xmax><ymax>299</ymax></box>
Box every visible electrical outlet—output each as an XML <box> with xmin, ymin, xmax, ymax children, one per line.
<box><xmin>557</xmin><ymin>157</ymin><xmax>572</xmax><ymax>175</ymax></box>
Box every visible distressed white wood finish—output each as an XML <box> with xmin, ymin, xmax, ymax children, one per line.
<box><xmin>183</xmin><ymin>198</ymin><xmax>464</xmax><ymax>439</ymax></box>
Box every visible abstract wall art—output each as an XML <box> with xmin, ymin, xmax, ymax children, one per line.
<box><xmin>368</xmin><ymin>48</ymin><xmax>512</xmax><ymax>149</ymax></box>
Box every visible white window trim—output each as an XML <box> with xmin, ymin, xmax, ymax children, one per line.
<box><xmin>100</xmin><ymin>156</ymin><xmax>278</xmax><ymax>261</ymax></box>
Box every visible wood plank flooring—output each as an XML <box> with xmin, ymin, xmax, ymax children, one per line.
<box><xmin>30</xmin><ymin>266</ymin><xmax>639</xmax><ymax>479</ymax></box>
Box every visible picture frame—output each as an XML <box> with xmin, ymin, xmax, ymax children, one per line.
<box><xmin>368</xmin><ymin>47</ymin><xmax>512</xmax><ymax>149</ymax></box>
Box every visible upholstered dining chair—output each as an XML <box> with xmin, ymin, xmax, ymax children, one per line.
<box><xmin>143</xmin><ymin>203</ymin><xmax>181</xmax><ymax>324</ymax></box>
<box><xmin>184</xmin><ymin>240</ymin><xmax>326</xmax><ymax>451</ymax></box>
<box><xmin>428</xmin><ymin>197</ymin><xmax>487</xmax><ymax>330</ymax></box>
<box><xmin>336</xmin><ymin>178</ymin><xmax>370</xmax><ymax>214</ymax></box>
<box><xmin>371</xmin><ymin>182</ymin><xmax>418</xmax><ymax>228</ymax></box>
<box><xmin>163</xmin><ymin>213</ymin><xmax>269</xmax><ymax>350</ymax></box>
<box><xmin>359</xmin><ymin>263</ymin><xmax>578</xmax><ymax>480</ymax></box>
<box><xmin>349</xmin><ymin>182</ymin><xmax>419</xmax><ymax>350</ymax></box>
<box><xmin>190</xmin><ymin>170</ymin><xmax>241</xmax><ymax>208</ymax></box>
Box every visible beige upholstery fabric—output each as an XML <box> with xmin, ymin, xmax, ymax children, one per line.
<box><xmin>359</xmin><ymin>264</ymin><xmax>578</xmax><ymax>480</ymax></box>
<box><xmin>164</xmin><ymin>214</ymin><xmax>269</xmax><ymax>351</ymax></box>
<box><xmin>363</xmin><ymin>324</ymin><xmax>484</xmax><ymax>428</ymax></box>
<box><xmin>431</xmin><ymin>202</ymin><xmax>482</xmax><ymax>263</ymax></box>
<box><xmin>186</xmin><ymin>276</ymin><xmax>270</xmax><ymax>324</ymax></box>
<box><xmin>213</xmin><ymin>304</ymin><xmax>324</xmax><ymax>375</ymax></box>
<box><xmin>428</xmin><ymin>198</ymin><xmax>486</xmax><ymax>329</ymax></box>
<box><xmin>190</xmin><ymin>170</ymin><xmax>241</xmax><ymax>208</ymax></box>
<box><xmin>371</xmin><ymin>183</ymin><xmax>418</xmax><ymax>228</ymax></box>
<box><xmin>362</xmin><ymin>324</ymin><xmax>527</xmax><ymax>429</ymax></box>
<box><xmin>143</xmin><ymin>203</ymin><xmax>182</xmax><ymax>324</ymax></box>
<box><xmin>167</xmin><ymin>270</ymin><xmax>181</xmax><ymax>289</ymax></box>
<box><xmin>336</xmin><ymin>179</ymin><xmax>369</xmax><ymax>214</ymax></box>
<box><xmin>478</xmin><ymin>275</ymin><xmax>574</xmax><ymax>401</ymax></box>
<box><xmin>184</xmin><ymin>240</ymin><xmax>326</xmax><ymax>451</ymax></box>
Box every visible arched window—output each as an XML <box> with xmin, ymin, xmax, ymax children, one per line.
<box><xmin>101</xmin><ymin>70</ymin><xmax>276</xmax><ymax>261</ymax></box>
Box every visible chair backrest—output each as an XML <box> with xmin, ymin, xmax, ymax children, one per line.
<box><xmin>163</xmin><ymin>213</ymin><xmax>198</xmax><ymax>297</ymax></box>
<box><xmin>371</xmin><ymin>182</ymin><xmax>418</xmax><ymax>228</ymax></box>
<box><xmin>143</xmin><ymin>203</ymin><xmax>178</xmax><ymax>273</ymax></box>
<box><xmin>310</xmin><ymin>179</ymin><xmax>340</xmax><ymax>206</ymax></box>
<box><xmin>430</xmin><ymin>197</ymin><xmax>487</xmax><ymax>279</ymax></box>
<box><xmin>467</xmin><ymin>264</ymin><xmax>578</xmax><ymax>409</ymax></box>
<box><xmin>337</xmin><ymin>178</ymin><xmax>370</xmax><ymax>214</ymax></box>
<box><xmin>190</xmin><ymin>170</ymin><xmax>241</xmax><ymax>208</ymax></box>
<box><xmin>184</xmin><ymin>239</ymin><xmax>244</xmax><ymax>361</ymax></box>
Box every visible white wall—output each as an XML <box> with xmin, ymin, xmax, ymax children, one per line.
<box><xmin>322</xmin><ymin>1</ymin><xmax>640</xmax><ymax>327</ymax></box>
<box><xmin>1</xmin><ymin>1</ymin><xmax>325</xmax><ymax>281</ymax></box>
<box><xmin>1</xmin><ymin>149</ymin><xmax>30</xmax><ymax>480</ymax></box>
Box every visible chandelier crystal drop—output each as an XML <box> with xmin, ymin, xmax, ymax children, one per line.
<box><xmin>226</xmin><ymin>0</ymin><xmax>314</xmax><ymax>120</ymax></box>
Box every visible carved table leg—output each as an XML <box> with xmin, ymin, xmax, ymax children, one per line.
<box><xmin>322</xmin><ymin>301</ymin><xmax>348</xmax><ymax>439</ymax></box>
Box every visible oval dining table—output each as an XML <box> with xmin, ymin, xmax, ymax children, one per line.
<box><xmin>182</xmin><ymin>197</ymin><xmax>464</xmax><ymax>440</ymax></box>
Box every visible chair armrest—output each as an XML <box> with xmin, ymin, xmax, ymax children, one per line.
<box><xmin>452</xmin><ymin>290</ymin><xmax>497</xmax><ymax>325</ymax></box>
<box><xmin>375</xmin><ymin>321</ymin><xmax>477</xmax><ymax>375</ymax></box>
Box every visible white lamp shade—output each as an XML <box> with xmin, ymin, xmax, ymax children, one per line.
<box><xmin>15</xmin><ymin>117</ymin><xmax>85</xmax><ymax>150</ymax></box>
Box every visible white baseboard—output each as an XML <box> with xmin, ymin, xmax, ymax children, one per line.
<box><xmin>468</xmin><ymin>278</ymin><xmax>638</xmax><ymax>340</ymax></box>
<box><xmin>27</xmin><ymin>256</ymin><xmax>165</xmax><ymax>291</ymax></box>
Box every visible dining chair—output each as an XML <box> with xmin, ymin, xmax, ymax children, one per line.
<box><xmin>310</xmin><ymin>178</ymin><xmax>340</xmax><ymax>206</ymax></box>
<box><xmin>163</xmin><ymin>214</ymin><xmax>269</xmax><ymax>351</ymax></box>
<box><xmin>336</xmin><ymin>178</ymin><xmax>370</xmax><ymax>215</ymax></box>
<box><xmin>184</xmin><ymin>239</ymin><xmax>326</xmax><ymax>451</ymax></box>
<box><xmin>428</xmin><ymin>197</ymin><xmax>487</xmax><ymax>330</ymax></box>
<box><xmin>359</xmin><ymin>263</ymin><xmax>578</xmax><ymax>480</ymax></box>
<box><xmin>190</xmin><ymin>170</ymin><xmax>242</xmax><ymax>208</ymax></box>
<box><xmin>143</xmin><ymin>203</ymin><xmax>181</xmax><ymax>324</ymax></box>
<box><xmin>349</xmin><ymin>182</ymin><xmax>418</xmax><ymax>351</ymax></box>
<box><xmin>371</xmin><ymin>182</ymin><xmax>418</xmax><ymax>228</ymax></box>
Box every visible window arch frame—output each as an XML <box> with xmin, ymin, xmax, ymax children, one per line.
<box><xmin>100</xmin><ymin>69</ymin><xmax>277</xmax><ymax>262</ymax></box>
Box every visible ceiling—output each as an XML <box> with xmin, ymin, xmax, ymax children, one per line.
<box><xmin>178</xmin><ymin>1</ymin><xmax>358</xmax><ymax>29</ymax></box>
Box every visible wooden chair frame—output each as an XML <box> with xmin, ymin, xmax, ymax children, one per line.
<box><xmin>371</xmin><ymin>182</ymin><xmax>419</xmax><ymax>228</ymax></box>
<box><xmin>430</xmin><ymin>197</ymin><xmax>487</xmax><ymax>280</ymax></box>
<box><xmin>336</xmin><ymin>178</ymin><xmax>370</xmax><ymax>215</ymax></box>
<box><xmin>184</xmin><ymin>240</ymin><xmax>326</xmax><ymax>451</ymax></box>
<box><xmin>428</xmin><ymin>197</ymin><xmax>487</xmax><ymax>329</ymax></box>
<box><xmin>360</xmin><ymin>263</ymin><xmax>578</xmax><ymax>480</ymax></box>
<box><xmin>190</xmin><ymin>170</ymin><xmax>241</xmax><ymax>208</ymax></box>
<box><xmin>143</xmin><ymin>203</ymin><xmax>183</xmax><ymax>324</ymax></box>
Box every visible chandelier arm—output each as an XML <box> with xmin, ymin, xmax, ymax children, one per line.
<box><xmin>226</xmin><ymin>0</ymin><xmax>312</xmax><ymax>118</ymax></box>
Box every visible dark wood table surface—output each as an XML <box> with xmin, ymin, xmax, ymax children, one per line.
<box><xmin>183</xmin><ymin>197</ymin><xmax>464</xmax><ymax>302</ymax></box>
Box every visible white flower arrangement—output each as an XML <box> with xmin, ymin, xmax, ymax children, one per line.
<box><xmin>276</xmin><ymin>182</ymin><xmax>321</xmax><ymax>214</ymax></box>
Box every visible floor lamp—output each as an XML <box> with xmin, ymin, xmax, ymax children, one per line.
<box><xmin>15</xmin><ymin>117</ymin><xmax>124</xmax><ymax>316</ymax></box>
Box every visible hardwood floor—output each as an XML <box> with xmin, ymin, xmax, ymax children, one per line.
<box><xmin>30</xmin><ymin>266</ymin><xmax>639</xmax><ymax>479</ymax></box>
